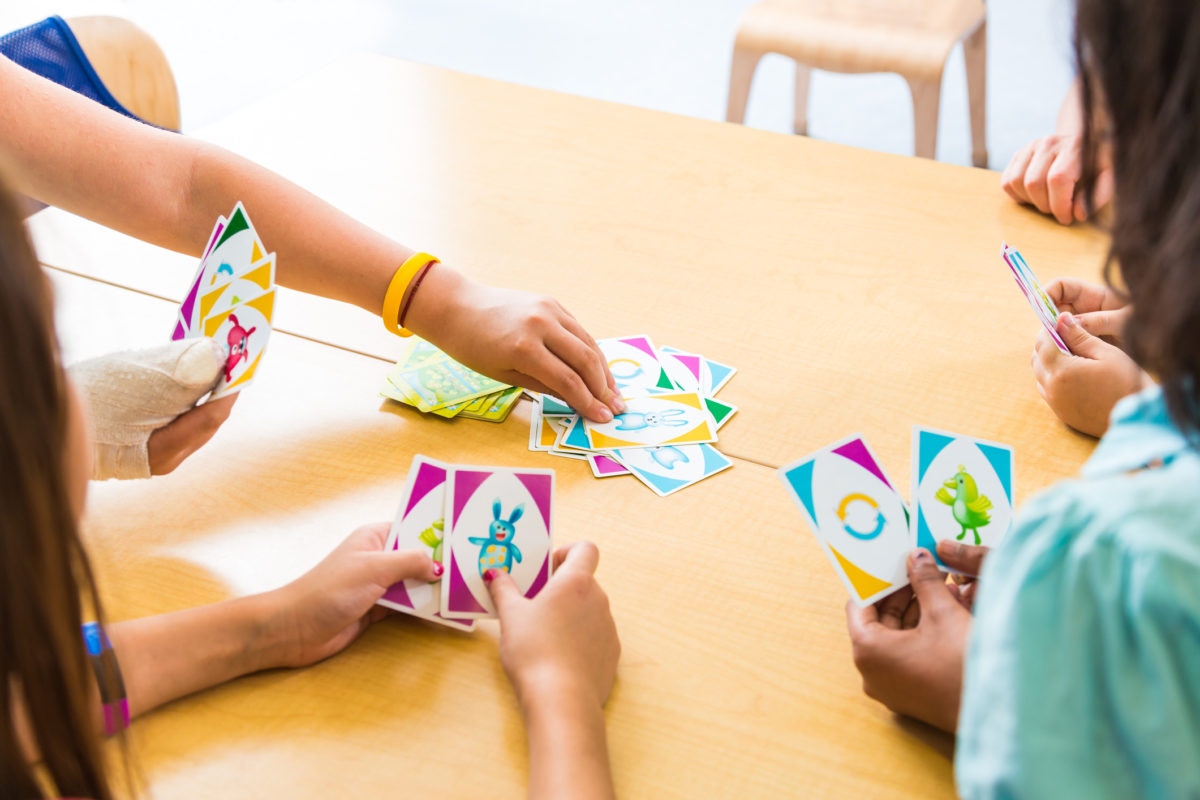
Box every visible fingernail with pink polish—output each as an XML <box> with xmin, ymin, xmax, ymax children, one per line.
<box><xmin>483</xmin><ymin>569</ymin><xmax>497</xmax><ymax>584</ymax></box>
<box><xmin>432</xmin><ymin>562</ymin><xmax>444</xmax><ymax>577</ymax></box>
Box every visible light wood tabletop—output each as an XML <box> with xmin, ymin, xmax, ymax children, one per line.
<box><xmin>36</xmin><ymin>54</ymin><xmax>1114</xmax><ymax>798</ymax></box>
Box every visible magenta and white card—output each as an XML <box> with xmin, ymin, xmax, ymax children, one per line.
<box><xmin>377</xmin><ymin>456</ymin><xmax>474</xmax><ymax>631</ymax></box>
<box><xmin>441</xmin><ymin>465</ymin><xmax>554</xmax><ymax>620</ymax></box>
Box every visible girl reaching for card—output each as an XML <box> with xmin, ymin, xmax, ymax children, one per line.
<box><xmin>0</xmin><ymin>174</ymin><xmax>618</xmax><ymax>798</ymax></box>
<box><xmin>846</xmin><ymin>1</ymin><xmax>1200</xmax><ymax>796</ymax></box>
<box><xmin>0</xmin><ymin>46</ymin><xmax>622</xmax><ymax>479</ymax></box>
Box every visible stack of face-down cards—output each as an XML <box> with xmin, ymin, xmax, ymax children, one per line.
<box><xmin>778</xmin><ymin>427</ymin><xmax>1015</xmax><ymax>606</ymax></box>
<box><xmin>380</xmin><ymin>337</ymin><xmax>523</xmax><ymax>423</ymax></box>
<box><xmin>528</xmin><ymin>335</ymin><xmax>738</xmax><ymax>497</ymax></box>
<box><xmin>172</xmin><ymin>202</ymin><xmax>275</xmax><ymax>399</ymax></box>
<box><xmin>377</xmin><ymin>456</ymin><xmax>555</xmax><ymax>630</ymax></box>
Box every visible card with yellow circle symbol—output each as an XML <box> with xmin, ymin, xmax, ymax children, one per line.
<box><xmin>778</xmin><ymin>435</ymin><xmax>911</xmax><ymax>607</ymax></box>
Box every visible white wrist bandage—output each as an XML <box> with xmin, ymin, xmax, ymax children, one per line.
<box><xmin>68</xmin><ymin>338</ymin><xmax>224</xmax><ymax>480</ymax></box>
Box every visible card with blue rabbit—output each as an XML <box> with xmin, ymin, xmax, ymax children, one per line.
<box><xmin>441</xmin><ymin>465</ymin><xmax>554</xmax><ymax>620</ymax></box>
<box><xmin>582</xmin><ymin>392</ymin><xmax>718</xmax><ymax>450</ymax></box>
<box><xmin>377</xmin><ymin>456</ymin><xmax>475</xmax><ymax>631</ymax></box>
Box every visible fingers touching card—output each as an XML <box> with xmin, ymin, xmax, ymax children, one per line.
<box><xmin>442</xmin><ymin>466</ymin><xmax>554</xmax><ymax>619</ymax></box>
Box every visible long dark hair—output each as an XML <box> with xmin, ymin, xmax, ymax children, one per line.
<box><xmin>0</xmin><ymin>174</ymin><xmax>113</xmax><ymax>797</ymax></box>
<box><xmin>1076</xmin><ymin>0</ymin><xmax>1200</xmax><ymax>436</ymax></box>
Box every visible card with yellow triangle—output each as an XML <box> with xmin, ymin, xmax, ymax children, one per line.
<box><xmin>777</xmin><ymin>435</ymin><xmax>911</xmax><ymax>607</ymax></box>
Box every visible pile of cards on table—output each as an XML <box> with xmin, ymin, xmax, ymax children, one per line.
<box><xmin>777</xmin><ymin>427</ymin><xmax>1015</xmax><ymax>607</ymax></box>
<box><xmin>529</xmin><ymin>334</ymin><xmax>738</xmax><ymax>497</ymax></box>
<box><xmin>377</xmin><ymin>455</ymin><xmax>555</xmax><ymax>630</ymax></box>
<box><xmin>171</xmin><ymin>202</ymin><xmax>276</xmax><ymax>398</ymax></box>
<box><xmin>380</xmin><ymin>337</ymin><xmax>523</xmax><ymax>422</ymax></box>
<box><xmin>1002</xmin><ymin>242</ymin><xmax>1069</xmax><ymax>354</ymax></box>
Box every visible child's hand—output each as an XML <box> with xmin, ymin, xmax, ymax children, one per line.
<box><xmin>69</xmin><ymin>338</ymin><xmax>234</xmax><ymax>479</ymax></box>
<box><xmin>1044</xmin><ymin>277</ymin><xmax>1128</xmax><ymax>335</ymax></box>
<box><xmin>1032</xmin><ymin>312</ymin><xmax>1150</xmax><ymax>437</ymax></box>
<box><xmin>261</xmin><ymin>523</ymin><xmax>442</xmax><ymax>669</ymax></box>
<box><xmin>1001</xmin><ymin>135</ymin><xmax>1113</xmax><ymax>224</ymax></box>
<box><xmin>845</xmin><ymin>549</ymin><xmax>970</xmax><ymax>734</ymax></box>
<box><xmin>937</xmin><ymin>540</ymin><xmax>990</xmax><ymax>612</ymax></box>
<box><xmin>486</xmin><ymin>542</ymin><xmax>620</xmax><ymax>711</ymax></box>
<box><xmin>404</xmin><ymin>267</ymin><xmax>623</xmax><ymax>424</ymax></box>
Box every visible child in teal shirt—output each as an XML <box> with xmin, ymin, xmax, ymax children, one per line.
<box><xmin>847</xmin><ymin>1</ymin><xmax>1200</xmax><ymax>796</ymax></box>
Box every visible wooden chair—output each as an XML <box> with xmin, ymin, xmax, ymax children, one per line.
<box><xmin>725</xmin><ymin>0</ymin><xmax>988</xmax><ymax>167</ymax></box>
<box><xmin>67</xmin><ymin>15</ymin><xmax>182</xmax><ymax>131</ymax></box>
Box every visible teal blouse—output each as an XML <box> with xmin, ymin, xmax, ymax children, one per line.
<box><xmin>956</xmin><ymin>386</ymin><xmax>1200</xmax><ymax>798</ymax></box>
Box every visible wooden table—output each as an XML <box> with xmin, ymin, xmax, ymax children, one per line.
<box><xmin>38</xmin><ymin>54</ymin><xmax>1110</xmax><ymax>799</ymax></box>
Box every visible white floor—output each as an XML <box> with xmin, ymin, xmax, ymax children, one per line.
<box><xmin>4</xmin><ymin>1</ymin><xmax>1077</xmax><ymax>171</ymax></box>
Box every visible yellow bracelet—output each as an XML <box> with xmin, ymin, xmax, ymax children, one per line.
<box><xmin>382</xmin><ymin>251</ymin><xmax>439</xmax><ymax>336</ymax></box>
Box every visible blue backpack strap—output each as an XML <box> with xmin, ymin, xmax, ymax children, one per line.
<box><xmin>0</xmin><ymin>15</ymin><xmax>142</xmax><ymax>123</ymax></box>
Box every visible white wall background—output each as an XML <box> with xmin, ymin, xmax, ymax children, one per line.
<box><xmin>2</xmin><ymin>0</ymin><xmax>1077</xmax><ymax>170</ymax></box>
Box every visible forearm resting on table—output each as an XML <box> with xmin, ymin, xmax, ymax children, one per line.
<box><xmin>104</xmin><ymin>592</ymin><xmax>284</xmax><ymax>721</ymax></box>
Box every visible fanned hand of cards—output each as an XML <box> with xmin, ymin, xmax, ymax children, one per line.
<box><xmin>380</xmin><ymin>337</ymin><xmax>523</xmax><ymax>422</ymax></box>
<box><xmin>777</xmin><ymin>426</ymin><xmax>1014</xmax><ymax>607</ymax></box>
<box><xmin>171</xmin><ymin>202</ymin><xmax>276</xmax><ymax>399</ymax></box>
<box><xmin>1002</xmin><ymin>242</ymin><xmax>1069</xmax><ymax>353</ymax></box>
<box><xmin>529</xmin><ymin>334</ymin><xmax>737</xmax><ymax>497</ymax></box>
<box><xmin>376</xmin><ymin>455</ymin><xmax>555</xmax><ymax>629</ymax></box>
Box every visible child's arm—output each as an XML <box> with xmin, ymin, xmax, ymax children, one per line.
<box><xmin>486</xmin><ymin>542</ymin><xmax>619</xmax><ymax>800</ymax></box>
<box><xmin>100</xmin><ymin>523</ymin><xmax>439</xmax><ymax>723</ymax></box>
<box><xmin>0</xmin><ymin>57</ymin><xmax>621</xmax><ymax>423</ymax></box>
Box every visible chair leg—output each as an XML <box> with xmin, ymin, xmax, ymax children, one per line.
<box><xmin>907</xmin><ymin>75</ymin><xmax>942</xmax><ymax>160</ymax></box>
<box><xmin>963</xmin><ymin>19</ymin><xmax>988</xmax><ymax>168</ymax></box>
<box><xmin>793</xmin><ymin>63</ymin><xmax>812</xmax><ymax>135</ymax></box>
<box><xmin>726</xmin><ymin>45</ymin><xmax>763</xmax><ymax>124</ymax></box>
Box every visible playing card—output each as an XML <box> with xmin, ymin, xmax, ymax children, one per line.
<box><xmin>377</xmin><ymin>457</ymin><xmax>474</xmax><ymax>631</ymax></box>
<box><xmin>388</xmin><ymin>343</ymin><xmax>510</xmax><ymax>412</ymax></box>
<box><xmin>777</xmin><ymin>435</ymin><xmax>911</xmax><ymax>607</ymax></box>
<box><xmin>599</xmin><ymin>335</ymin><xmax>676</xmax><ymax>392</ymax></box>
<box><xmin>441</xmin><ymin>465</ymin><xmax>554</xmax><ymax>619</ymax></box>
<box><xmin>659</xmin><ymin>346</ymin><xmax>737</xmax><ymax>395</ymax></box>
<box><xmin>703</xmin><ymin>396</ymin><xmax>738</xmax><ymax>430</ymax></box>
<box><xmin>583</xmin><ymin>392</ymin><xmax>717</xmax><ymax>449</ymax></box>
<box><xmin>196</xmin><ymin>255</ymin><xmax>275</xmax><ymax>324</ymax></box>
<box><xmin>1002</xmin><ymin>242</ymin><xmax>1070</xmax><ymax>354</ymax></box>
<box><xmin>202</xmin><ymin>289</ymin><xmax>274</xmax><ymax>399</ymax></box>
<box><xmin>173</xmin><ymin>215</ymin><xmax>226</xmax><ymax>341</ymax></box>
<box><xmin>458</xmin><ymin>386</ymin><xmax>522</xmax><ymax>422</ymax></box>
<box><xmin>540</xmin><ymin>394</ymin><xmax>575</xmax><ymax>416</ymax></box>
<box><xmin>610</xmin><ymin>443</ymin><xmax>731</xmax><ymax>496</ymax></box>
<box><xmin>588</xmin><ymin>453</ymin><xmax>629</xmax><ymax>478</ymax></box>
<box><xmin>911</xmin><ymin>426</ymin><xmax>1014</xmax><ymax>571</ymax></box>
<box><xmin>528</xmin><ymin>406</ymin><xmax>560</xmax><ymax>451</ymax></box>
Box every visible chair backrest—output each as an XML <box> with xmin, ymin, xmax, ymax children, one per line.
<box><xmin>0</xmin><ymin>16</ymin><xmax>145</xmax><ymax>123</ymax></box>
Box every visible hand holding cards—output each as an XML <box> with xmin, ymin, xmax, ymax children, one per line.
<box><xmin>778</xmin><ymin>427</ymin><xmax>1014</xmax><ymax>607</ymax></box>
<box><xmin>377</xmin><ymin>456</ymin><xmax>554</xmax><ymax>629</ymax></box>
<box><xmin>172</xmin><ymin>202</ymin><xmax>276</xmax><ymax>399</ymax></box>
<box><xmin>529</xmin><ymin>335</ymin><xmax>737</xmax><ymax>497</ymax></box>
